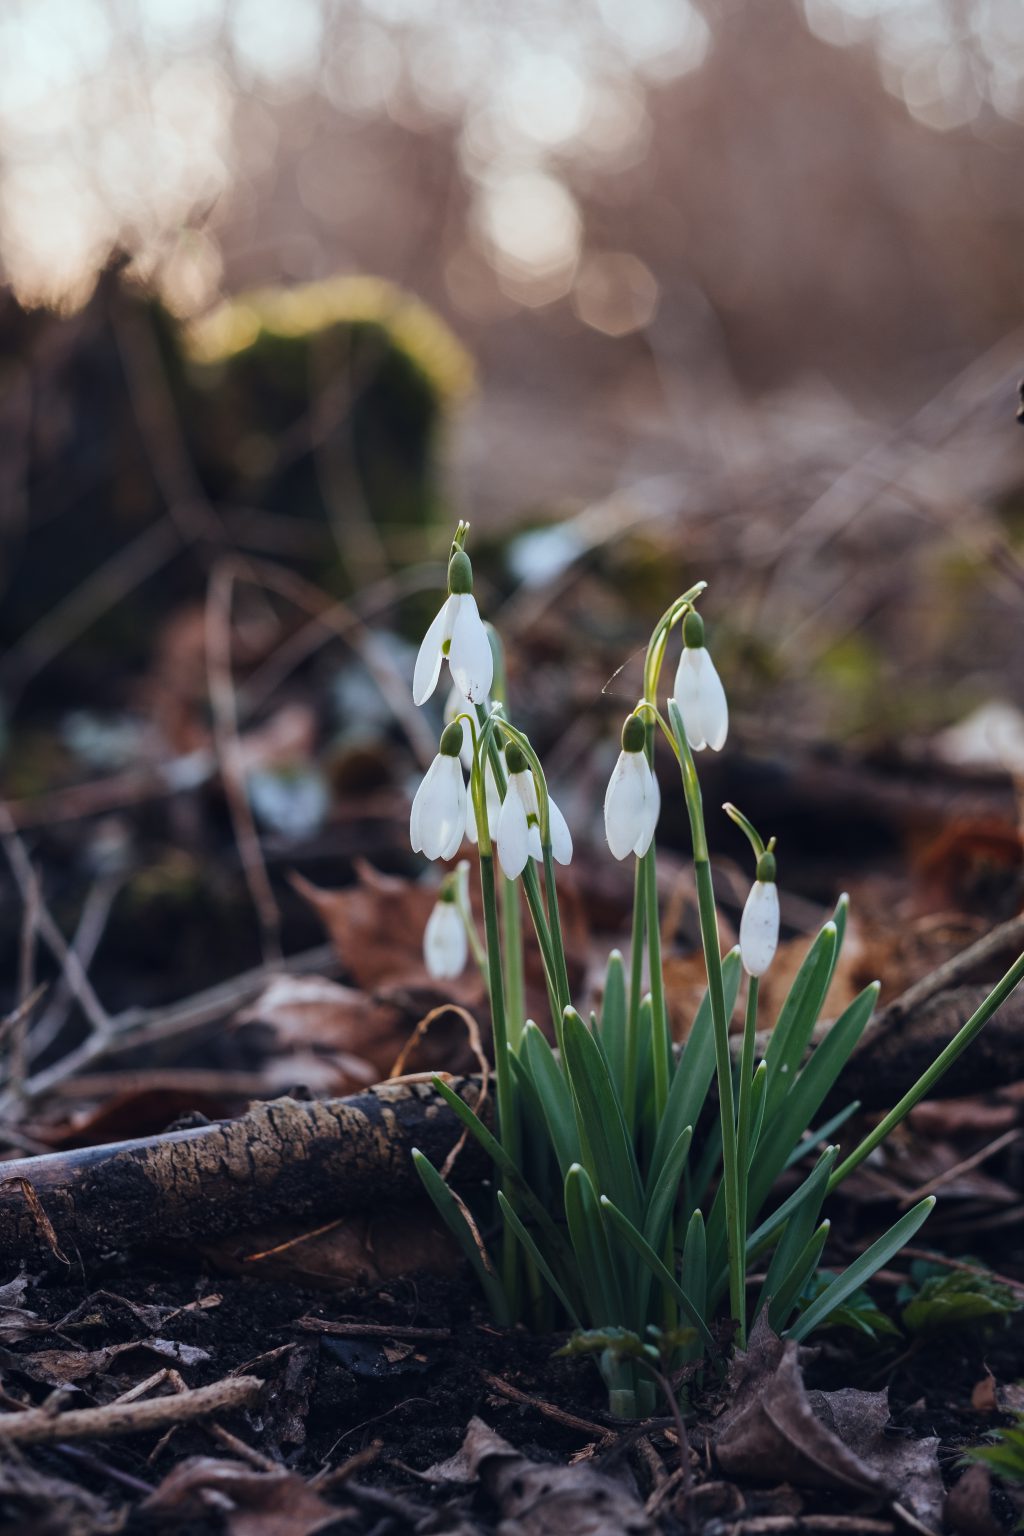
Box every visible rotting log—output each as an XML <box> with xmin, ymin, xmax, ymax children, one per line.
<box><xmin>0</xmin><ymin>1078</ymin><xmax>489</xmax><ymax>1263</ymax></box>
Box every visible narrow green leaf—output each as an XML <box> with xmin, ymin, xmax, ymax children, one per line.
<box><xmin>642</xmin><ymin>1126</ymin><xmax>692</xmax><ymax>1258</ymax></box>
<box><xmin>649</xmin><ymin>948</ymin><xmax>742</xmax><ymax>1189</ymax></box>
<box><xmin>784</xmin><ymin>1100</ymin><xmax>860</xmax><ymax>1169</ymax></box>
<box><xmin>599</xmin><ymin>950</ymin><xmax>627</xmax><ymax>1086</ymax></box>
<box><xmin>754</xmin><ymin>1147</ymin><xmax>835</xmax><ymax>1321</ymax></box>
<box><xmin>786</xmin><ymin>1198</ymin><xmax>935</xmax><ymax>1342</ymax></box>
<box><xmin>565</xmin><ymin>1163</ymin><xmax>624</xmax><ymax>1326</ymax></box>
<box><xmin>762</xmin><ymin>922</ymin><xmax>837</xmax><ymax>1118</ymax></box>
<box><xmin>745</xmin><ymin>1061</ymin><xmax>768</xmax><ymax>1169</ymax></box>
<box><xmin>600</xmin><ymin>1195</ymin><xmax>716</xmax><ymax>1353</ymax></box>
<box><xmin>750</xmin><ymin>983</ymin><xmax>878</xmax><ymax>1216</ymax></box>
<box><xmin>680</xmin><ymin>1208</ymin><xmax>707</xmax><ymax>1323</ymax></box>
<box><xmin>497</xmin><ymin>1191</ymin><xmax>582</xmax><ymax>1328</ymax></box>
<box><xmin>768</xmin><ymin>1220</ymin><xmax>831</xmax><ymax>1332</ymax></box>
<box><xmin>413</xmin><ymin>1150</ymin><xmax>510</xmax><ymax>1325</ymax></box>
<box><xmin>563</xmin><ymin>1008</ymin><xmax>643</xmax><ymax>1223</ymax></box>
<box><xmin>748</xmin><ymin>1146</ymin><xmax>839</xmax><ymax>1257</ymax></box>
<box><xmin>521</xmin><ymin>1022</ymin><xmax>579</xmax><ymax>1178</ymax></box>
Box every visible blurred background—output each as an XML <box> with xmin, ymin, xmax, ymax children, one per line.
<box><xmin>2</xmin><ymin>0</ymin><xmax>1024</xmax><ymax>1103</ymax></box>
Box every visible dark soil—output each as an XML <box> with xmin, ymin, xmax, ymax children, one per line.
<box><xmin>3</xmin><ymin>1243</ymin><xmax>1023</xmax><ymax>1534</ymax></box>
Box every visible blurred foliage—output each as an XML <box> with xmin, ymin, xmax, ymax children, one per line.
<box><xmin>900</xmin><ymin>1267</ymin><xmax>1023</xmax><ymax>1338</ymax></box>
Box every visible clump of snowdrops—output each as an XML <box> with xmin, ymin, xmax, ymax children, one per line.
<box><xmin>407</xmin><ymin>523</ymin><xmax>1024</xmax><ymax>1417</ymax></box>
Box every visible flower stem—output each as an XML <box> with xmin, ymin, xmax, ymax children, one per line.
<box><xmin>502</xmin><ymin>877</ymin><xmax>526</xmax><ymax>1052</ymax></box>
<box><xmin>479</xmin><ymin>849</ymin><xmax>520</xmax><ymax>1310</ymax></box>
<box><xmin>829</xmin><ymin>947</ymin><xmax>1024</xmax><ymax>1192</ymax></box>
<box><xmin>733</xmin><ymin>976</ymin><xmax>759</xmax><ymax>1347</ymax></box>
<box><xmin>624</xmin><ymin>857</ymin><xmax>646</xmax><ymax>1133</ymax></box>
<box><xmin>670</xmin><ymin>701</ymin><xmax>744</xmax><ymax>1341</ymax></box>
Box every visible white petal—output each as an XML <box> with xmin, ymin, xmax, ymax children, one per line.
<box><xmin>448</xmin><ymin>594</ymin><xmax>493</xmax><ymax>703</ymax></box>
<box><xmin>410</xmin><ymin>755</ymin><xmax>442</xmax><ymax>853</ymax></box>
<box><xmin>415</xmin><ymin>755</ymin><xmax>466</xmax><ymax>861</ymax></box>
<box><xmin>672</xmin><ymin>648</ymin><xmax>707</xmax><ymax>751</ymax></box>
<box><xmin>412</xmin><ymin>598</ymin><xmax>453</xmax><ymax>706</ymax></box>
<box><xmin>697</xmin><ymin>650</ymin><xmax>729</xmax><ymax>752</ymax></box>
<box><xmin>465</xmin><ymin>763</ymin><xmax>500</xmax><ymax>845</ymax></box>
<box><xmin>547</xmin><ymin>795</ymin><xmax>573</xmax><ymax>865</ymax></box>
<box><xmin>495</xmin><ymin>780</ymin><xmax>530</xmax><ymax>879</ymax></box>
<box><xmin>424</xmin><ymin>902</ymin><xmax>468</xmax><ymax>979</ymax></box>
<box><xmin>633</xmin><ymin>763</ymin><xmax>661</xmax><ymax>857</ymax></box>
<box><xmin>604</xmin><ymin>752</ymin><xmax>647</xmax><ymax>860</ymax></box>
<box><xmin>739</xmin><ymin>880</ymin><xmax>779</xmax><ymax>977</ymax></box>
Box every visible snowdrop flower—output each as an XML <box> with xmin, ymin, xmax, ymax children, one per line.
<box><xmin>739</xmin><ymin>851</ymin><xmax>780</xmax><ymax>977</ymax></box>
<box><xmin>413</xmin><ymin>550</ymin><xmax>493</xmax><ymax>706</ymax></box>
<box><xmin>423</xmin><ymin>889</ymin><xmax>468</xmax><ymax>980</ymax></box>
<box><xmin>604</xmin><ymin>714</ymin><xmax>661</xmax><ymax>860</ymax></box>
<box><xmin>410</xmin><ymin>722</ymin><xmax>467</xmax><ymax>862</ymax></box>
<box><xmin>465</xmin><ymin>761</ymin><xmax>502</xmax><ymax>844</ymax></box>
<box><xmin>672</xmin><ymin>609</ymin><xmax>728</xmax><ymax>753</ymax></box>
<box><xmin>494</xmin><ymin>743</ymin><xmax>573</xmax><ymax>881</ymax></box>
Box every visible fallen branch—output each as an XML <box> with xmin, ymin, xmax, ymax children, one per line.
<box><xmin>0</xmin><ymin>1078</ymin><xmax>487</xmax><ymax>1261</ymax></box>
<box><xmin>0</xmin><ymin>1375</ymin><xmax>262</xmax><ymax>1446</ymax></box>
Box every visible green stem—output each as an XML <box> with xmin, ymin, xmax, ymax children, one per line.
<box><xmin>542</xmin><ymin>845</ymin><xmax>572</xmax><ymax>1047</ymax></box>
<box><xmin>502</xmin><ymin>876</ymin><xmax>526</xmax><ymax>1052</ymax></box>
<box><xmin>624</xmin><ymin>857</ymin><xmax>646</xmax><ymax>1133</ymax></box>
<box><xmin>479</xmin><ymin>850</ymin><xmax>519</xmax><ymax>1311</ymax></box>
<box><xmin>670</xmin><ymin>701</ymin><xmax>744</xmax><ymax>1342</ymax></box>
<box><xmin>643</xmin><ymin>848</ymin><xmax>670</xmax><ymax>1122</ymax></box>
<box><xmin>829</xmin><ymin>948</ymin><xmax>1024</xmax><ymax>1191</ymax></box>
<box><xmin>733</xmin><ymin>975</ymin><xmax>758</xmax><ymax>1346</ymax></box>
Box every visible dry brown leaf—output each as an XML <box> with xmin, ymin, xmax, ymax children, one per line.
<box><xmin>141</xmin><ymin>1457</ymin><xmax>350</xmax><ymax>1536</ymax></box>
<box><xmin>205</xmin><ymin>1205</ymin><xmax>458</xmax><ymax>1289</ymax></box>
<box><xmin>945</xmin><ymin>1463</ymin><xmax>1003</xmax><ymax>1536</ymax></box>
<box><xmin>428</xmin><ymin>1416</ymin><xmax>651</xmax><ymax>1535</ymax></box>
<box><xmin>713</xmin><ymin>1316</ymin><xmax>942</xmax><ymax>1527</ymax></box>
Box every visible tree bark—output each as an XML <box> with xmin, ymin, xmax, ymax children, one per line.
<box><xmin>0</xmin><ymin>1077</ymin><xmax>488</xmax><ymax>1262</ymax></box>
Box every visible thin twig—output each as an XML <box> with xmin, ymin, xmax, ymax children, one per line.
<box><xmin>0</xmin><ymin>1375</ymin><xmax>262</xmax><ymax>1446</ymax></box>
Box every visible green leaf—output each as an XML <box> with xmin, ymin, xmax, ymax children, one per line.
<box><xmin>748</xmin><ymin>1146</ymin><xmax>839</xmax><ymax>1258</ymax></box>
<box><xmin>598</xmin><ymin>950</ymin><xmax>627</xmax><ymax>1086</ymax></box>
<box><xmin>649</xmin><ymin>948</ymin><xmax>743</xmax><ymax>1190</ymax></box>
<box><xmin>599</xmin><ymin>1195</ymin><xmax>716</xmax><ymax>1354</ymax></box>
<box><xmin>784</xmin><ymin>1100</ymin><xmax>861</xmax><ymax>1170</ymax></box>
<box><xmin>768</xmin><ymin>1221</ymin><xmax>831</xmax><ymax>1333</ymax></box>
<box><xmin>786</xmin><ymin>1198</ymin><xmax>935</xmax><ymax>1343</ymax></box>
<box><xmin>563</xmin><ymin>1008</ymin><xmax>643</xmax><ymax>1223</ymax></box>
<box><xmin>642</xmin><ymin>1126</ymin><xmax>693</xmax><ymax>1258</ymax></box>
<box><xmin>496</xmin><ymin>1191</ymin><xmax>582</xmax><ymax>1328</ymax></box>
<box><xmin>679</xmin><ymin>1209</ymin><xmax>707</xmax><ymax>1358</ymax></box>
<box><xmin>521</xmin><ymin>1022</ymin><xmax>579</xmax><ymax>1178</ymax></box>
<box><xmin>762</xmin><ymin>921</ymin><xmax>838</xmax><ymax>1119</ymax></box>
<box><xmin>412</xmin><ymin>1150</ymin><xmax>510</xmax><ymax>1325</ymax></box>
<box><xmin>796</xmin><ymin>1276</ymin><xmax>901</xmax><ymax>1341</ymax></box>
<box><xmin>749</xmin><ymin>982</ymin><xmax>878</xmax><ymax>1217</ymax></box>
<box><xmin>755</xmin><ymin>1148</ymin><xmax>836</xmax><ymax>1323</ymax></box>
<box><xmin>565</xmin><ymin>1163</ymin><xmax>624</xmax><ymax>1326</ymax></box>
<box><xmin>902</xmin><ymin>1271</ymin><xmax>1023</xmax><ymax>1337</ymax></box>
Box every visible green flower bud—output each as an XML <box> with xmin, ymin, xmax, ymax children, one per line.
<box><xmin>505</xmin><ymin>741</ymin><xmax>529</xmax><ymax>776</ymax></box>
<box><xmin>439</xmin><ymin>721</ymin><xmax>465</xmax><ymax>758</ymax></box>
<box><xmin>621</xmin><ymin>714</ymin><xmax>646</xmax><ymax>753</ymax></box>
<box><xmin>682</xmin><ymin>608</ymin><xmax>705</xmax><ymax>649</ymax></box>
<box><xmin>756</xmin><ymin>849</ymin><xmax>777</xmax><ymax>883</ymax></box>
<box><xmin>448</xmin><ymin>550</ymin><xmax>473</xmax><ymax>595</ymax></box>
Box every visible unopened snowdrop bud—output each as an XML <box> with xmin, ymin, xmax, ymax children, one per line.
<box><xmin>672</xmin><ymin>609</ymin><xmax>728</xmax><ymax>753</ymax></box>
<box><xmin>604</xmin><ymin>714</ymin><xmax>661</xmax><ymax>860</ymax></box>
<box><xmin>494</xmin><ymin>742</ymin><xmax>573</xmax><ymax>880</ymax></box>
<box><xmin>423</xmin><ymin>887</ymin><xmax>468</xmax><ymax>980</ymax></box>
<box><xmin>739</xmin><ymin>850</ymin><xmax>779</xmax><ymax>977</ymax></box>
<box><xmin>410</xmin><ymin>722</ymin><xmax>467</xmax><ymax>862</ymax></box>
<box><xmin>413</xmin><ymin>549</ymin><xmax>493</xmax><ymax>706</ymax></box>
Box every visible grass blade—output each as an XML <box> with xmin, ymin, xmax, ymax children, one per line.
<box><xmin>768</xmin><ymin>1220</ymin><xmax>831</xmax><ymax>1332</ymax></box>
<box><xmin>600</xmin><ymin>1195</ymin><xmax>717</xmax><ymax>1353</ymax></box>
<box><xmin>497</xmin><ymin>1191</ymin><xmax>582</xmax><ymax>1327</ymax></box>
<box><xmin>762</xmin><ymin>921</ymin><xmax>837</xmax><ymax>1119</ymax></box>
<box><xmin>521</xmin><ymin>1021</ymin><xmax>579</xmax><ymax>1178</ymax></box>
<box><xmin>563</xmin><ymin>1007</ymin><xmax>643</xmax><ymax>1223</ymax></box>
<box><xmin>413</xmin><ymin>1150</ymin><xmax>510</xmax><ymax>1325</ymax></box>
<box><xmin>598</xmin><ymin>949</ymin><xmax>627</xmax><ymax>1086</ymax></box>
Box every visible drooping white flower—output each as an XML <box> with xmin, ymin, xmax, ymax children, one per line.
<box><xmin>604</xmin><ymin>715</ymin><xmax>661</xmax><ymax>860</ymax></box>
<box><xmin>413</xmin><ymin>551</ymin><xmax>493</xmax><ymax>706</ymax></box>
<box><xmin>465</xmin><ymin>761</ymin><xmax>502</xmax><ymax>844</ymax></box>
<box><xmin>739</xmin><ymin>871</ymin><xmax>780</xmax><ymax>977</ymax></box>
<box><xmin>423</xmin><ymin>895</ymin><xmax>468</xmax><ymax>979</ymax></box>
<box><xmin>410</xmin><ymin>723</ymin><xmax>467</xmax><ymax>861</ymax></box>
<box><xmin>672</xmin><ymin>609</ymin><xmax>728</xmax><ymax>753</ymax></box>
<box><xmin>494</xmin><ymin>744</ymin><xmax>573</xmax><ymax>880</ymax></box>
